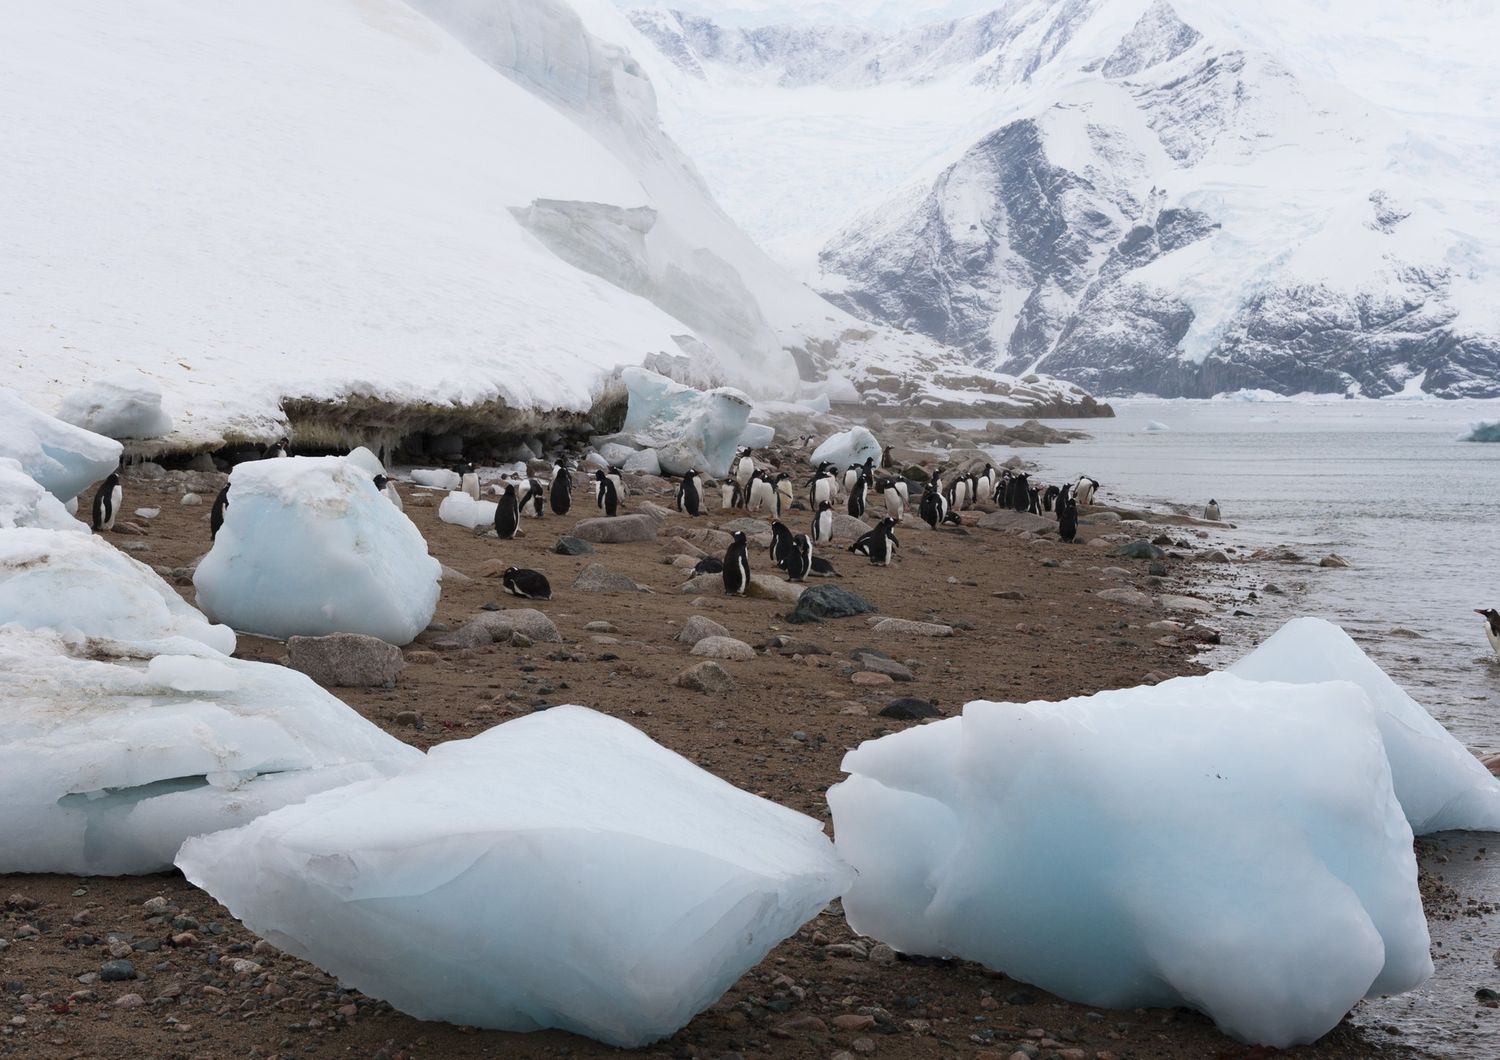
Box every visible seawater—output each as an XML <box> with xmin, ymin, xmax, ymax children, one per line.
<box><xmin>989</xmin><ymin>397</ymin><xmax>1500</xmax><ymax>1057</ymax></box>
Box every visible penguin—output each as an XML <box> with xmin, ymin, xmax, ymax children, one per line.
<box><xmin>947</xmin><ymin>475</ymin><xmax>968</xmax><ymax>514</ymax></box>
<box><xmin>676</xmin><ymin>469</ymin><xmax>703</xmax><ymax>517</ymax></box>
<box><xmin>1058</xmin><ymin>497</ymin><xmax>1079</xmax><ymax>543</ymax></box>
<box><xmin>720</xmin><ymin>479</ymin><xmax>738</xmax><ymax>510</ymax></box>
<box><xmin>785</xmin><ymin>533</ymin><xmax>813</xmax><ymax>582</ymax></box>
<box><xmin>722</xmin><ymin>530</ymin><xmax>750</xmax><ymax>596</ymax></box>
<box><xmin>1075</xmin><ymin>475</ymin><xmax>1100</xmax><ymax>506</ymax></box>
<box><xmin>90</xmin><ymin>465</ymin><xmax>122</xmax><ymax>532</ymax></box>
<box><xmin>1055</xmin><ymin>482</ymin><xmax>1072</xmax><ymax>517</ymax></box>
<box><xmin>880</xmin><ymin>478</ymin><xmax>905</xmax><ymax>522</ymax></box>
<box><xmin>774</xmin><ymin>472</ymin><xmax>794</xmax><ymax>516</ymax></box>
<box><xmin>880</xmin><ymin>444</ymin><xmax>895</xmax><ymax>470</ymax></box>
<box><xmin>1043</xmin><ymin>484</ymin><xmax>1060</xmax><ymax>512</ymax></box>
<box><xmin>458</xmin><ymin>462</ymin><xmax>480</xmax><ymax>501</ymax></box>
<box><xmin>1011</xmin><ymin>473</ymin><xmax>1031</xmax><ymax>513</ymax></box>
<box><xmin>810</xmin><ymin>468</ymin><xmax>837</xmax><ymax>509</ymax></box>
<box><xmin>503</xmin><ymin>567</ymin><xmax>552</xmax><ymax>601</ymax></box>
<box><xmin>495</xmin><ymin>484</ymin><xmax>521</xmax><ymax>539</ymax></box>
<box><xmin>1028</xmin><ymin>485</ymin><xmax>1041</xmax><ymax>515</ymax></box>
<box><xmin>525</xmin><ymin>477</ymin><xmax>545</xmax><ymax>518</ymax></box>
<box><xmin>849</xmin><ymin>517</ymin><xmax>899</xmax><ymax>566</ymax></box>
<box><xmin>607</xmin><ymin>467</ymin><xmax>627</xmax><ymax>500</ymax></box>
<box><xmin>595</xmin><ymin>470</ymin><xmax>619</xmax><ymax>517</ymax></box>
<box><xmin>263</xmin><ymin>437</ymin><xmax>289</xmax><ymax>459</ymax></box>
<box><xmin>994</xmin><ymin>469</ymin><xmax>1011</xmax><ymax>506</ymax></box>
<box><xmin>809</xmin><ymin>556</ymin><xmax>841</xmax><ymax>578</ymax></box>
<box><xmin>1205</xmin><ymin>499</ymin><xmax>1221</xmax><ymax>521</ymax></box>
<box><xmin>693</xmin><ymin>557</ymin><xmax>725</xmax><ymax>576</ymax></box>
<box><xmin>373</xmin><ymin>474</ymin><xmax>403</xmax><ymax>510</ymax></box>
<box><xmin>976</xmin><ymin>464</ymin><xmax>996</xmax><ymax>502</ymax></box>
<box><xmin>847</xmin><ymin>473</ymin><xmax>867</xmax><ymax>517</ymax></box>
<box><xmin>734</xmin><ymin>449</ymin><xmax>756</xmax><ymax>493</ymax></box>
<box><xmin>919</xmin><ymin>480</ymin><xmax>946</xmax><ymax>530</ymax></box>
<box><xmin>1475</xmin><ymin>608</ymin><xmax>1500</xmax><ymax>658</ymax></box>
<box><xmin>748</xmin><ymin>472</ymin><xmax>777</xmax><ymax>514</ymax></box>
<box><xmin>812</xmin><ymin>499</ymin><xmax>834</xmax><ymax>544</ymax></box>
<box><xmin>842</xmin><ymin>464</ymin><xmax>863</xmax><ymax>496</ymax></box>
<box><xmin>769</xmin><ymin>520</ymin><xmax>795</xmax><ymax>570</ymax></box>
<box><xmin>209</xmin><ymin>482</ymin><xmax>230</xmax><ymax>540</ymax></box>
<box><xmin>550</xmin><ymin>462</ymin><xmax>573</xmax><ymax>516</ymax></box>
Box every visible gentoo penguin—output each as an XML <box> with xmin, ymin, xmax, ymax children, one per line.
<box><xmin>1205</xmin><ymin>499</ymin><xmax>1222</xmax><ymax>521</ymax></box>
<box><xmin>720</xmin><ymin>479</ymin><xmax>738</xmax><ymax>510</ymax></box>
<box><xmin>1055</xmin><ymin>482</ymin><xmax>1072</xmax><ymax>515</ymax></box>
<box><xmin>1075</xmin><ymin>475</ymin><xmax>1100</xmax><ymax>506</ymax></box>
<box><xmin>676</xmin><ymin>469</ymin><xmax>703</xmax><ymax>517</ymax></box>
<box><xmin>209</xmin><ymin>483</ymin><xmax>229</xmax><ymax>540</ymax></box>
<box><xmin>786</xmin><ymin>533</ymin><xmax>813</xmax><ymax>582</ymax></box>
<box><xmin>1058</xmin><ymin>497</ymin><xmax>1079</xmax><ymax>543</ymax></box>
<box><xmin>722</xmin><ymin>531</ymin><xmax>750</xmax><ymax>596</ymax></box>
<box><xmin>810</xmin><ymin>467</ymin><xmax>836</xmax><ymax>509</ymax></box>
<box><xmin>734</xmin><ymin>449</ymin><xmax>756</xmax><ymax>493</ymax></box>
<box><xmin>90</xmin><ymin>465</ymin><xmax>122</xmax><ymax>532</ymax></box>
<box><xmin>880</xmin><ymin>478</ymin><xmax>905</xmax><ymax>522</ymax></box>
<box><xmin>842</xmin><ymin>464</ymin><xmax>863</xmax><ymax>496</ymax></box>
<box><xmin>880</xmin><ymin>444</ymin><xmax>895</xmax><ymax>470</ymax></box>
<box><xmin>919</xmin><ymin>480</ymin><xmax>946</xmax><ymax>530</ymax></box>
<box><xmin>495</xmin><ymin>484</ymin><xmax>521</xmax><ymax>539</ymax></box>
<box><xmin>594</xmin><ymin>470</ymin><xmax>619</xmax><ymax>517</ymax></box>
<box><xmin>502</xmin><ymin>567</ymin><xmax>552</xmax><ymax>601</ymax></box>
<box><xmin>458</xmin><ymin>462</ymin><xmax>480</xmax><ymax>501</ymax></box>
<box><xmin>373</xmin><ymin>474</ymin><xmax>403</xmax><ymax>510</ymax></box>
<box><xmin>748</xmin><ymin>472</ymin><xmax>777</xmax><ymax>514</ymax></box>
<box><xmin>809</xmin><ymin>556</ymin><xmax>841</xmax><ymax>578</ymax></box>
<box><xmin>773</xmin><ymin>472</ymin><xmax>794</xmax><ymax>516</ymax></box>
<box><xmin>1011</xmin><ymin>473</ymin><xmax>1031</xmax><ymax>513</ymax></box>
<box><xmin>812</xmin><ymin>500</ymin><xmax>834</xmax><ymax>543</ymax></box>
<box><xmin>1042</xmin><ymin>484</ymin><xmax>1059</xmax><ymax>512</ymax></box>
<box><xmin>263</xmin><ymin>437</ymin><xmax>289</xmax><ymax>459</ymax></box>
<box><xmin>769</xmin><ymin>520</ymin><xmax>795</xmax><ymax>570</ymax></box>
<box><xmin>607</xmin><ymin>466</ymin><xmax>627</xmax><ymax>500</ymax></box>
<box><xmin>525</xmin><ymin>477</ymin><xmax>545</xmax><ymax>517</ymax></box>
<box><xmin>550</xmin><ymin>462</ymin><xmax>572</xmax><ymax>516</ymax></box>
<box><xmin>693</xmin><ymin>556</ymin><xmax>725</xmax><ymax>575</ymax></box>
<box><xmin>850</xmin><ymin>517</ymin><xmax>899</xmax><ymax>566</ymax></box>
<box><xmin>1028</xmin><ymin>485</ymin><xmax>1041</xmax><ymax>515</ymax></box>
<box><xmin>1475</xmin><ymin>609</ymin><xmax>1500</xmax><ymax>657</ymax></box>
<box><xmin>847</xmin><ymin>474</ymin><xmax>867</xmax><ymax>517</ymax></box>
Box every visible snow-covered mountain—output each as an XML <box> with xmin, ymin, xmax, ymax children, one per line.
<box><xmin>624</xmin><ymin>0</ymin><xmax>1500</xmax><ymax>398</ymax></box>
<box><xmin>2</xmin><ymin>0</ymin><xmax>1094</xmax><ymax>452</ymax></box>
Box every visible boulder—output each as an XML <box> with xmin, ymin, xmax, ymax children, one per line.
<box><xmin>831</xmin><ymin>514</ymin><xmax>873</xmax><ymax>541</ymax></box>
<box><xmin>787</xmin><ymin>585</ymin><xmax>877</xmax><ymax>625</ymax></box>
<box><xmin>286</xmin><ymin>633</ymin><xmax>405</xmax><ymax>688</ymax></box>
<box><xmin>878</xmin><ymin>697</ymin><xmax>942</xmax><ymax>721</ymax></box>
<box><xmin>439</xmin><ymin>609</ymin><xmax>561</xmax><ymax>648</ymax></box>
<box><xmin>978</xmin><ymin>510</ymin><xmax>1055</xmax><ymax>534</ymax></box>
<box><xmin>1115</xmin><ymin>540</ymin><xmax>1166</xmax><ymax>560</ymax></box>
<box><xmin>675</xmin><ymin>615</ymin><xmax>730</xmax><ymax>645</ymax></box>
<box><xmin>554</xmin><ymin>536</ymin><xmax>595</xmax><ymax>556</ymax></box>
<box><xmin>690</xmin><ymin>636</ymin><xmax>756</xmax><ymax>661</ymax></box>
<box><xmin>571</xmin><ymin>515</ymin><xmax>659</xmax><ymax>544</ymax></box>
<box><xmin>1097</xmin><ymin>587</ymin><xmax>1154</xmax><ymax>608</ymax></box>
<box><xmin>674</xmin><ymin>661</ymin><xmax>737</xmax><ymax>693</ymax></box>
<box><xmin>868</xmin><ymin>618</ymin><xmax>952</xmax><ymax>638</ymax></box>
<box><xmin>572</xmin><ymin>564</ymin><xmax>640</xmax><ymax>594</ymax></box>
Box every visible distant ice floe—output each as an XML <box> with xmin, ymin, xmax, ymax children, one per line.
<box><xmin>194</xmin><ymin>456</ymin><xmax>440</xmax><ymax>645</ymax></box>
<box><xmin>178</xmin><ymin>706</ymin><xmax>851</xmax><ymax>1047</ymax></box>
<box><xmin>618</xmin><ymin>367</ymin><xmax>752</xmax><ymax>477</ymax></box>
<box><xmin>56</xmin><ymin>374</ymin><xmax>173</xmax><ymax>440</ymax></box>
<box><xmin>810</xmin><ymin>426</ymin><xmax>881</xmax><ymax>468</ymax></box>
<box><xmin>830</xmin><ymin>665</ymin><xmax>1433</xmax><ymax>1047</ymax></box>
<box><xmin>0</xmin><ymin>388</ymin><xmax>121</xmax><ymax>503</ymax></box>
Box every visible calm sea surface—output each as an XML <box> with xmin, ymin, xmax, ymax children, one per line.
<box><xmin>980</xmin><ymin>397</ymin><xmax>1500</xmax><ymax>1056</ymax></box>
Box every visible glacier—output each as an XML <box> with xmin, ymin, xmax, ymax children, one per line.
<box><xmin>828</xmin><ymin>670</ymin><xmax>1432</xmax><ymax>1047</ymax></box>
<box><xmin>193</xmin><ymin>456</ymin><xmax>440</xmax><ymax>645</ymax></box>
<box><xmin>177</xmin><ymin>706</ymin><xmax>852</xmax><ymax>1047</ymax></box>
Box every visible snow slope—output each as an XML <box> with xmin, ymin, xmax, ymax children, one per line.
<box><xmin>623</xmin><ymin>0</ymin><xmax>1500</xmax><ymax>398</ymax></box>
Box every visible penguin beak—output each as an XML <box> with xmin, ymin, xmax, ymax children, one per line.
<box><xmin>1478</xmin><ymin>610</ymin><xmax>1489</xmax><ymax>617</ymax></box>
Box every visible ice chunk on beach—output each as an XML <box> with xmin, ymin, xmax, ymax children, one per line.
<box><xmin>1230</xmin><ymin>616</ymin><xmax>1500</xmax><ymax>833</ymax></box>
<box><xmin>828</xmin><ymin>672</ymin><xmax>1431</xmax><ymax>1048</ymax></box>
<box><xmin>193</xmin><ymin>456</ymin><xmax>439</xmax><ymax>645</ymax></box>
<box><xmin>0</xmin><ymin>459</ymin><xmax>86</xmax><ymax>533</ymax></box>
<box><xmin>56</xmin><ymin>374</ymin><xmax>173</xmax><ymax>440</ymax></box>
<box><xmin>343</xmin><ymin>446</ymin><xmax>386</xmax><ymax>477</ymax></box>
<box><xmin>437</xmin><ymin>490</ymin><xmax>496</xmax><ymax>530</ymax></box>
<box><xmin>738</xmin><ymin>422</ymin><xmax>775</xmax><ymax>449</ymax></box>
<box><xmin>811</xmin><ymin>426</ymin><xmax>881</xmax><ymax>469</ymax></box>
<box><xmin>409</xmin><ymin>468</ymin><xmax>460</xmax><ymax>490</ymax></box>
<box><xmin>178</xmin><ymin>706</ymin><xmax>851</xmax><ymax>1047</ymax></box>
<box><xmin>0</xmin><ymin>527</ymin><xmax>234</xmax><ymax>654</ymax></box>
<box><xmin>0</xmin><ymin>387</ymin><xmax>122</xmax><ymax>502</ymax></box>
<box><xmin>0</xmin><ymin>626</ymin><xmax>420</xmax><ymax>875</ymax></box>
<box><xmin>620</xmin><ymin>367</ymin><xmax>751</xmax><ymax>477</ymax></box>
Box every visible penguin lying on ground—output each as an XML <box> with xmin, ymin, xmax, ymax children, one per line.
<box><xmin>503</xmin><ymin>567</ymin><xmax>552</xmax><ymax>600</ymax></box>
<box><xmin>809</xmin><ymin>556</ymin><xmax>841</xmax><ymax>578</ymax></box>
<box><xmin>723</xmin><ymin>531</ymin><xmax>750</xmax><ymax>595</ymax></box>
<box><xmin>693</xmin><ymin>557</ymin><xmax>725</xmax><ymax>575</ymax></box>
<box><xmin>91</xmin><ymin>463</ymin><xmax>122</xmax><ymax>532</ymax></box>
<box><xmin>1476</xmin><ymin>608</ymin><xmax>1500</xmax><ymax>658</ymax></box>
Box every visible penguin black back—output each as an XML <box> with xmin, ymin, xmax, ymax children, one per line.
<box><xmin>1058</xmin><ymin>498</ymin><xmax>1078</xmax><ymax>543</ymax></box>
<box><xmin>210</xmin><ymin>482</ymin><xmax>229</xmax><ymax>540</ymax></box>
<box><xmin>595</xmin><ymin>470</ymin><xmax>619</xmax><ymax>517</ymax></box>
<box><xmin>495</xmin><ymin>484</ymin><xmax>521</xmax><ymax>539</ymax></box>
<box><xmin>91</xmin><ymin>467</ymin><xmax>122</xmax><ymax>532</ymax></box>
<box><xmin>550</xmin><ymin>463</ymin><xmax>573</xmax><ymax>516</ymax></box>
<box><xmin>786</xmin><ymin>533</ymin><xmax>813</xmax><ymax>582</ymax></box>
<box><xmin>678</xmin><ymin>470</ymin><xmax>702</xmax><ymax>517</ymax></box>
<box><xmin>769</xmin><ymin>520</ymin><xmax>794</xmax><ymax>570</ymax></box>
<box><xmin>723</xmin><ymin>530</ymin><xmax>750</xmax><ymax>595</ymax></box>
<box><xmin>502</xmin><ymin>567</ymin><xmax>552</xmax><ymax>600</ymax></box>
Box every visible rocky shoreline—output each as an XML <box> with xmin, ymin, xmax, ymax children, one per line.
<box><xmin>0</xmin><ymin>441</ymin><xmax>1431</xmax><ymax>1060</ymax></box>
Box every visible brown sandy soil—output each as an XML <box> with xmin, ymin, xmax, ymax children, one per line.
<box><xmin>0</xmin><ymin>463</ymin><xmax>1419</xmax><ymax>1060</ymax></box>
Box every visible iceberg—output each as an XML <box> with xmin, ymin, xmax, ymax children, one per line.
<box><xmin>0</xmin><ymin>626</ymin><xmax>420</xmax><ymax>875</ymax></box>
<box><xmin>1229</xmin><ymin>616</ymin><xmax>1500</xmax><ymax>833</ymax></box>
<box><xmin>0</xmin><ymin>459</ymin><xmax>87</xmax><ymax>533</ymax></box>
<box><xmin>619</xmin><ymin>367</ymin><xmax>752</xmax><ymax>477</ymax></box>
<box><xmin>0</xmin><ymin>527</ymin><xmax>234</xmax><ymax>654</ymax></box>
<box><xmin>56</xmin><ymin>374</ymin><xmax>173</xmax><ymax>440</ymax></box>
<box><xmin>177</xmin><ymin>706</ymin><xmax>851</xmax><ymax>1047</ymax></box>
<box><xmin>828</xmin><ymin>671</ymin><xmax>1431</xmax><ymax>1048</ymax></box>
<box><xmin>437</xmin><ymin>490</ymin><xmax>497</xmax><ymax>530</ymax></box>
<box><xmin>0</xmin><ymin>387</ymin><xmax>122</xmax><ymax>502</ymax></box>
<box><xmin>810</xmin><ymin>426</ymin><xmax>881</xmax><ymax>469</ymax></box>
<box><xmin>194</xmin><ymin>456</ymin><xmax>440</xmax><ymax>645</ymax></box>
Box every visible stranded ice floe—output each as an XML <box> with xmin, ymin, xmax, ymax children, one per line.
<box><xmin>0</xmin><ymin>387</ymin><xmax>122</xmax><ymax>503</ymax></box>
<box><xmin>178</xmin><ymin>706</ymin><xmax>852</xmax><ymax>1048</ymax></box>
<box><xmin>55</xmin><ymin>374</ymin><xmax>173</xmax><ymax>440</ymax></box>
<box><xmin>193</xmin><ymin>455</ymin><xmax>440</xmax><ymax>645</ymax></box>
<box><xmin>829</xmin><ymin>669</ymin><xmax>1432</xmax><ymax>1048</ymax></box>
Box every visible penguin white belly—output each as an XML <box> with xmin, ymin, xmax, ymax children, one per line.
<box><xmin>814</xmin><ymin>478</ymin><xmax>833</xmax><ymax>507</ymax></box>
<box><xmin>749</xmin><ymin>480</ymin><xmax>773</xmax><ymax>512</ymax></box>
<box><xmin>720</xmin><ymin>482</ymin><xmax>735</xmax><ymax>508</ymax></box>
<box><xmin>384</xmin><ymin>483</ymin><xmax>404</xmax><ymax>510</ymax></box>
<box><xmin>461</xmin><ymin>474</ymin><xmax>480</xmax><ymax>501</ymax></box>
<box><xmin>1488</xmin><ymin>625</ymin><xmax>1500</xmax><ymax>657</ymax></box>
<box><xmin>104</xmin><ymin>485</ymin><xmax>121</xmax><ymax>529</ymax></box>
<box><xmin>884</xmin><ymin>488</ymin><xmax>903</xmax><ymax>520</ymax></box>
<box><xmin>736</xmin><ymin>459</ymin><xmax>754</xmax><ymax>488</ymax></box>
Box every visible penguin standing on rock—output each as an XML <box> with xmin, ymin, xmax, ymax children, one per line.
<box><xmin>769</xmin><ymin>520</ymin><xmax>795</xmax><ymax>570</ymax></box>
<box><xmin>1475</xmin><ymin>608</ymin><xmax>1500</xmax><ymax>658</ymax></box>
<box><xmin>210</xmin><ymin>483</ymin><xmax>229</xmax><ymax>540</ymax></box>
<box><xmin>1058</xmin><ymin>498</ymin><xmax>1079</xmax><ymax>544</ymax></box>
<box><xmin>786</xmin><ymin>533</ymin><xmax>813</xmax><ymax>582</ymax></box>
<box><xmin>881</xmin><ymin>444</ymin><xmax>895</xmax><ymax>470</ymax></box>
<box><xmin>850</xmin><ymin>517</ymin><xmax>899</xmax><ymax>566</ymax></box>
<box><xmin>723</xmin><ymin>531</ymin><xmax>750</xmax><ymax>596</ymax></box>
<box><xmin>812</xmin><ymin>500</ymin><xmax>834</xmax><ymax>543</ymax></box>
<box><xmin>550</xmin><ymin>462</ymin><xmax>573</xmax><ymax>516</ymax></box>
<box><xmin>503</xmin><ymin>567</ymin><xmax>552</xmax><ymax>600</ymax></box>
<box><xmin>91</xmin><ymin>464</ymin><xmax>122</xmax><ymax>532</ymax></box>
<box><xmin>595</xmin><ymin>470</ymin><xmax>619</xmax><ymax>517</ymax></box>
<box><xmin>495</xmin><ymin>484</ymin><xmax>521</xmax><ymax>539</ymax></box>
